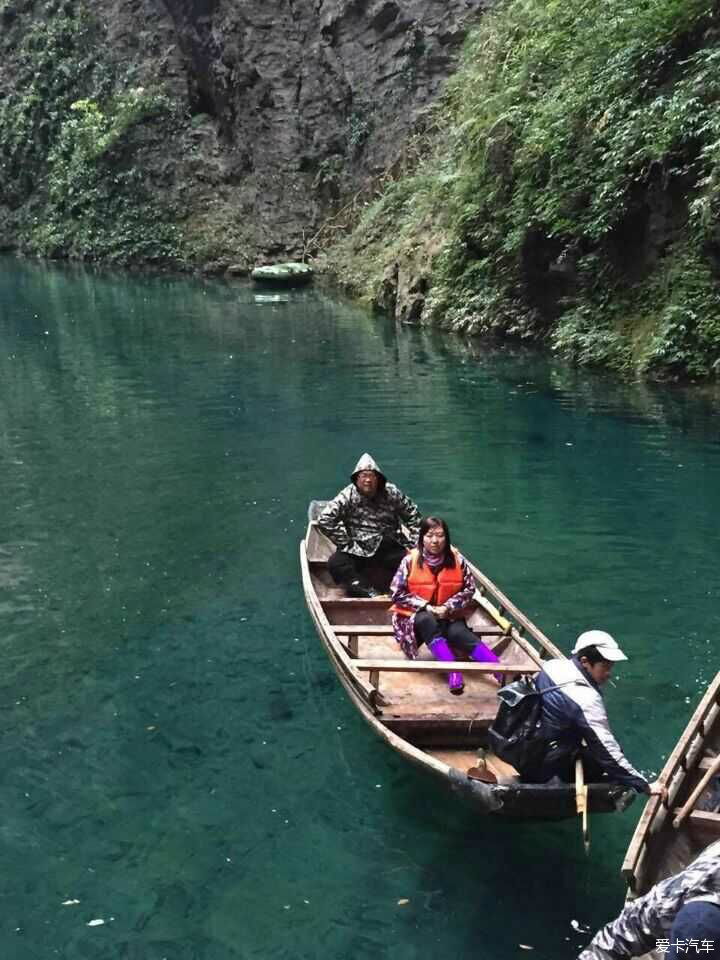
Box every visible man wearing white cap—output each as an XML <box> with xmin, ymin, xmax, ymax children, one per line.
<box><xmin>524</xmin><ymin>630</ymin><xmax>664</xmax><ymax>796</ymax></box>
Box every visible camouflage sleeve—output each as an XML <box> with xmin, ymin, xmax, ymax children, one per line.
<box><xmin>578</xmin><ymin>875</ymin><xmax>686</xmax><ymax>960</ymax></box>
<box><xmin>317</xmin><ymin>491</ymin><xmax>352</xmax><ymax>550</ymax></box>
<box><xmin>389</xmin><ymin>485</ymin><xmax>422</xmax><ymax>548</ymax></box>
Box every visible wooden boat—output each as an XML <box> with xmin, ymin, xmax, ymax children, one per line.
<box><xmin>623</xmin><ymin>671</ymin><xmax>720</xmax><ymax>900</ymax></box>
<box><xmin>301</xmin><ymin>503</ymin><xmax>637</xmax><ymax>819</ymax></box>
<box><xmin>251</xmin><ymin>261</ymin><xmax>313</xmax><ymax>286</ymax></box>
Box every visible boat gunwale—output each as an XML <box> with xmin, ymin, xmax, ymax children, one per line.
<box><xmin>622</xmin><ymin>670</ymin><xmax>720</xmax><ymax>893</ymax></box>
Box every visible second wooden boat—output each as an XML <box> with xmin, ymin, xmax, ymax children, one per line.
<box><xmin>301</xmin><ymin>503</ymin><xmax>637</xmax><ymax>820</ymax></box>
<box><xmin>623</xmin><ymin>671</ymin><xmax>720</xmax><ymax>898</ymax></box>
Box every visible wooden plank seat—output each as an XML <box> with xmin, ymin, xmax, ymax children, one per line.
<box><xmin>334</xmin><ymin>623</ymin><xmax>507</xmax><ymax>656</ymax></box>
<box><xmin>484</xmin><ymin>751</ymin><xmax>521</xmax><ymax>784</ymax></box>
<box><xmin>385</xmin><ymin>715</ymin><xmax>497</xmax><ymax>745</ymax></box>
<box><xmin>353</xmin><ymin>658</ymin><xmax>538</xmax><ymax>673</ymax></box>
<box><xmin>334</xmin><ymin>626</ymin><xmax>394</xmax><ymax>656</ymax></box>
<box><xmin>429</xmin><ymin>749</ymin><xmax>520</xmax><ymax>783</ymax></box>
<box><xmin>686</xmin><ymin>809</ymin><xmax>720</xmax><ymax>842</ymax></box>
<box><xmin>334</xmin><ymin>623</ymin><xmax>505</xmax><ymax>636</ymax></box>
<box><xmin>353</xmin><ymin>657</ymin><xmax>538</xmax><ymax>696</ymax></box>
<box><xmin>698</xmin><ymin>754</ymin><xmax>719</xmax><ymax>771</ymax></box>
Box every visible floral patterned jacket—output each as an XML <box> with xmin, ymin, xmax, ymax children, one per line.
<box><xmin>389</xmin><ymin>551</ymin><xmax>476</xmax><ymax>658</ymax></box>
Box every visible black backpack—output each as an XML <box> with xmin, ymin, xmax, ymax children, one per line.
<box><xmin>488</xmin><ymin>675</ymin><xmax>577</xmax><ymax>773</ymax></box>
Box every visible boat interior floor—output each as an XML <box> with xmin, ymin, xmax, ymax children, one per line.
<box><xmin>309</xmin><ymin>546</ymin><xmax>540</xmax><ymax>760</ymax></box>
<box><xmin>320</xmin><ymin>611</ymin><xmax>534</xmax><ymax>732</ymax></box>
<box><xmin>358</xmin><ymin>633</ymin><xmax>504</xmax><ymax>718</ymax></box>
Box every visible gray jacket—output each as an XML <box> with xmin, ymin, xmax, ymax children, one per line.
<box><xmin>538</xmin><ymin>657</ymin><xmax>649</xmax><ymax>793</ymax></box>
<box><xmin>579</xmin><ymin>840</ymin><xmax>720</xmax><ymax>959</ymax></box>
<box><xmin>317</xmin><ymin>453</ymin><xmax>421</xmax><ymax>558</ymax></box>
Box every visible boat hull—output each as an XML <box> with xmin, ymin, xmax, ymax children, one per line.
<box><xmin>302</xmin><ymin>506</ymin><xmax>634</xmax><ymax>822</ymax></box>
<box><xmin>622</xmin><ymin>671</ymin><xmax>720</xmax><ymax>897</ymax></box>
<box><xmin>448</xmin><ymin>768</ymin><xmax>633</xmax><ymax>819</ymax></box>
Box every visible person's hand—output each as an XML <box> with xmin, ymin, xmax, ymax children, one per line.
<box><xmin>647</xmin><ymin>780</ymin><xmax>668</xmax><ymax>802</ymax></box>
<box><xmin>426</xmin><ymin>604</ymin><xmax>449</xmax><ymax>618</ymax></box>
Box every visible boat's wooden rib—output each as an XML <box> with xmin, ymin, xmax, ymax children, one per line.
<box><xmin>622</xmin><ymin>671</ymin><xmax>720</xmax><ymax>897</ymax></box>
<box><xmin>301</xmin><ymin>509</ymin><xmax>636</xmax><ymax>819</ymax></box>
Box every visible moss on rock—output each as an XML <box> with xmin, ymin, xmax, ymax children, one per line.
<box><xmin>327</xmin><ymin>0</ymin><xmax>720</xmax><ymax>379</ymax></box>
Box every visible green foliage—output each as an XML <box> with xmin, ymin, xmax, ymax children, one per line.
<box><xmin>27</xmin><ymin>89</ymin><xmax>181</xmax><ymax>263</ymax></box>
<box><xmin>347</xmin><ymin>109</ymin><xmax>373</xmax><ymax>154</ymax></box>
<box><xmin>0</xmin><ymin>1</ymin><xmax>182</xmax><ymax>264</ymax></box>
<box><xmin>337</xmin><ymin>0</ymin><xmax>720</xmax><ymax>378</ymax></box>
<box><xmin>0</xmin><ymin>2</ymin><xmax>104</xmax><ymax>204</ymax></box>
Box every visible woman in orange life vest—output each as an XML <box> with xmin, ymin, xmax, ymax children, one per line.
<box><xmin>389</xmin><ymin>516</ymin><xmax>500</xmax><ymax>695</ymax></box>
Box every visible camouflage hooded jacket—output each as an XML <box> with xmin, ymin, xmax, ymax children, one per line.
<box><xmin>578</xmin><ymin>840</ymin><xmax>720</xmax><ymax>959</ymax></box>
<box><xmin>317</xmin><ymin>453</ymin><xmax>422</xmax><ymax>558</ymax></box>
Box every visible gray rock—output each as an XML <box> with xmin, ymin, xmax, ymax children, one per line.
<box><xmin>226</xmin><ymin>263</ymin><xmax>249</xmax><ymax>276</ymax></box>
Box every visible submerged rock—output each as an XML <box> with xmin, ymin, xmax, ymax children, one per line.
<box><xmin>251</xmin><ymin>262</ymin><xmax>313</xmax><ymax>286</ymax></box>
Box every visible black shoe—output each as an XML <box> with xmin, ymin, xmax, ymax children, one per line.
<box><xmin>347</xmin><ymin>580</ymin><xmax>380</xmax><ymax>599</ymax></box>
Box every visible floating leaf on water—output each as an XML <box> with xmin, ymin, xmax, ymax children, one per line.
<box><xmin>87</xmin><ymin>919</ymin><xmax>105</xmax><ymax>927</ymax></box>
<box><xmin>519</xmin><ymin>945</ymin><xmax>534</xmax><ymax>951</ymax></box>
<box><xmin>397</xmin><ymin>899</ymin><xmax>410</xmax><ymax>906</ymax></box>
<box><xmin>62</xmin><ymin>899</ymin><xmax>80</xmax><ymax>906</ymax></box>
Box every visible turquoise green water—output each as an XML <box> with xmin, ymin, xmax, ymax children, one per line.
<box><xmin>1</xmin><ymin>255</ymin><xmax>719</xmax><ymax>959</ymax></box>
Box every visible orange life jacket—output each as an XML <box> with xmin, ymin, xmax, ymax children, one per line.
<box><xmin>391</xmin><ymin>548</ymin><xmax>465</xmax><ymax>617</ymax></box>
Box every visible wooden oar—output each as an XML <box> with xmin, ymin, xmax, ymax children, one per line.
<box><xmin>673</xmin><ymin>754</ymin><xmax>720</xmax><ymax>829</ymax></box>
<box><xmin>575</xmin><ymin>756</ymin><xmax>589</xmax><ymax>853</ymax></box>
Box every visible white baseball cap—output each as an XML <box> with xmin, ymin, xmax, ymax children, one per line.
<box><xmin>572</xmin><ymin>630</ymin><xmax>628</xmax><ymax>662</ymax></box>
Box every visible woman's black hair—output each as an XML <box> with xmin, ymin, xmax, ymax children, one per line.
<box><xmin>417</xmin><ymin>516</ymin><xmax>455</xmax><ymax>569</ymax></box>
<box><xmin>576</xmin><ymin>645</ymin><xmax>610</xmax><ymax>666</ymax></box>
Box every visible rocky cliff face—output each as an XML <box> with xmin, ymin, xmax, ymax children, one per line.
<box><xmin>0</xmin><ymin>0</ymin><xmax>487</xmax><ymax>268</ymax></box>
<box><xmin>158</xmin><ymin>0</ymin><xmax>487</xmax><ymax>262</ymax></box>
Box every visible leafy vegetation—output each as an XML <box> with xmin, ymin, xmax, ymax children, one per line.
<box><xmin>0</xmin><ymin>0</ymin><xmax>182</xmax><ymax>264</ymax></box>
<box><xmin>28</xmin><ymin>89</ymin><xmax>181</xmax><ymax>262</ymax></box>
<box><xmin>330</xmin><ymin>0</ymin><xmax>720</xmax><ymax>378</ymax></box>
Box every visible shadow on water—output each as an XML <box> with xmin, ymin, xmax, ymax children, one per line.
<box><xmin>432</xmin><ymin>327</ymin><xmax>720</xmax><ymax>444</ymax></box>
<box><xmin>374</xmin><ymin>761</ymin><xmax>628</xmax><ymax>959</ymax></box>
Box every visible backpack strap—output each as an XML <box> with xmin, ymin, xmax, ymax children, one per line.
<box><xmin>537</xmin><ymin>678</ymin><xmax>586</xmax><ymax>696</ymax></box>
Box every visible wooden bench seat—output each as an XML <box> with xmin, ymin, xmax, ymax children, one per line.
<box><xmin>686</xmin><ymin>809</ymin><xmax>720</xmax><ymax>841</ymax></box>
<box><xmin>698</xmin><ymin>754</ymin><xmax>719</xmax><ymax>771</ymax></box>
<box><xmin>333</xmin><ymin>623</ymin><xmax>505</xmax><ymax>636</ymax></box>
<box><xmin>334</xmin><ymin>625</ymin><xmax>508</xmax><ymax>657</ymax></box>
<box><xmin>353</xmin><ymin>658</ymin><xmax>537</xmax><ymax>673</ymax></box>
<box><xmin>387</xmin><ymin>715</ymin><xmax>496</xmax><ymax>746</ymax></box>
<box><xmin>353</xmin><ymin>657</ymin><xmax>538</xmax><ymax>698</ymax></box>
<box><xmin>484</xmin><ymin>751</ymin><xmax>521</xmax><ymax>784</ymax></box>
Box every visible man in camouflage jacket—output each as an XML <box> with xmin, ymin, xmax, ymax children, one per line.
<box><xmin>318</xmin><ymin>453</ymin><xmax>421</xmax><ymax>597</ymax></box>
<box><xmin>579</xmin><ymin>839</ymin><xmax>720</xmax><ymax>959</ymax></box>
